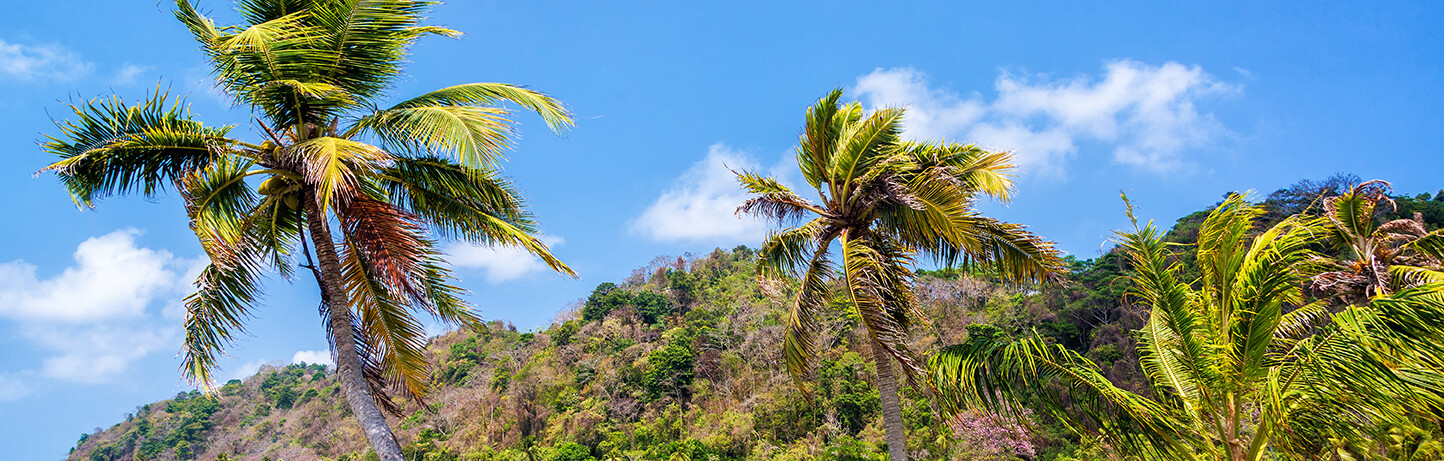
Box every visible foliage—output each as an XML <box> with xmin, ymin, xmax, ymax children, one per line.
<box><xmin>39</xmin><ymin>1</ymin><xmax>577</xmax><ymax>458</ymax></box>
<box><xmin>734</xmin><ymin>89</ymin><xmax>1065</xmax><ymax>460</ymax></box>
<box><xmin>68</xmin><ymin>177</ymin><xmax>1444</xmax><ymax>461</ymax></box>
<box><xmin>931</xmin><ymin>192</ymin><xmax>1444</xmax><ymax>460</ymax></box>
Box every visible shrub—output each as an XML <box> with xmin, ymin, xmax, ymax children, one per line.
<box><xmin>548</xmin><ymin>442</ymin><xmax>594</xmax><ymax>461</ymax></box>
<box><xmin>582</xmin><ymin>283</ymin><xmax>626</xmax><ymax>321</ymax></box>
<box><xmin>633</xmin><ymin>291</ymin><xmax>671</xmax><ymax>325</ymax></box>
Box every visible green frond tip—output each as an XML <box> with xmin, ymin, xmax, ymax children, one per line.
<box><xmin>39</xmin><ymin>88</ymin><xmax>237</xmax><ymax>207</ymax></box>
<box><xmin>388</xmin><ymin>82</ymin><xmax>574</xmax><ymax>134</ymax></box>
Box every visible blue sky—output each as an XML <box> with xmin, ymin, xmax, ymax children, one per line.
<box><xmin>1</xmin><ymin>1</ymin><xmax>1440</xmax><ymax>458</ymax></box>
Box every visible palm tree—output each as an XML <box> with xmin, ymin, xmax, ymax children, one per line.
<box><xmin>930</xmin><ymin>194</ymin><xmax>1444</xmax><ymax>460</ymax></box>
<box><xmin>1311</xmin><ymin>180</ymin><xmax>1444</xmax><ymax>303</ymax></box>
<box><xmin>38</xmin><ymin>1</ymin><xmax>574</xmax><ymax>459</ymax></box>
<box><xmin>734</xmin><ymin>89</ymin><xmax>1065</xmax><ymax>460</ymax></box>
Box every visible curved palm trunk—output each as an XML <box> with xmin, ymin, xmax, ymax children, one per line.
<box><xmin>871</xmin><ymin>338</ymin><xmax>909</xmax><ymax>461</ymax></box>
<box><xmin>303</xmin><ymin>193</ymin><xmax>406</xmax><ymax>461</ymax></box>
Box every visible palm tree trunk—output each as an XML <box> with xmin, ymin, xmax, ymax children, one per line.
<box><xmin>303</xmin><ymin>193</ymin><xmax>407</xmax><ymax>461</ymax></box>
<box><xmin>871</xmin><ymin>338</ymin><xmax>909</xmax><ymax>461</ymax></box>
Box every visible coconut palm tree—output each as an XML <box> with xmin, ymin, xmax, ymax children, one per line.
<box><xmin>930</xmin><ymin>194</ymin><xmax>1444</xmax><ymax>460</ymax></box>
<box><xmin>1311</xmin><ymin>180</ymin><xmax>1444</xmax><ymax>303</ymax></box>
<box><xmin>734</xmin><ymin>89</ymin><xmax>1065</xmax><ymax>460</ymax></box>
<box><xmin>38</xmin><ymin>1</ymin><xmax>574</xmax><ymax>459</ymax></box>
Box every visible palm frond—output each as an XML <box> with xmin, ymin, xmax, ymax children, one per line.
<box><xmin>1323</xmin><ymin>181</ymin><xmax>1391</xmax><ymax>253</ymax></box>
<box><xmin>829</xmin><ymin>107</ymin><xmax>904</xmax><ymax>200</ymax></box>
<box><xmin>930</xmin><ymin>332</ymin><xmax>1197</xmax><ymax>459</ymax></box>
<box><xmin>1194</xmin><ymin>193</ymin><xmax>1262</xmax><ymax>327</ymax></box>
<box><xmin>174</xmin><ymin>0</ymin><xmax>222</xmax><ymax>45</ymax></box>
<box><xmin>780</xmin><ymin>237</ymin><xmax>835</xmax><ymax>394</ymax></box>
<box><xmin>339</xmin><ymin>234</ymin><xmax>433</xmax><ymax>407</ymax></box>
<box><xmin>734</xmin><ymin>169</ymin><xmax>819</xmax><ymax>224</ymax></box>
<box><xmin>356</xmin><ymin>104</ymin><xmax>515</xmax><ymax>170</ymax></box>
<box><xmin>181</xmin><ymin>217</ymin><xmax>278</xmax><ymax>387</ymax></box>
<box><xmin>180</xmin><ymin>156</ymin><xmax>269</xmax><ymax>266</ymax></box>
<box><xmin>1117</xmin><ymin>211</ymin><xmax>1224</xmax><ymax>414</ymax></box>
<box><xmin>964</xmin><ymin>217</ymin><xmax>1067</xmax><ymax>285</ymax></box>
<box><xmin>379</xmin><ymin>156</ymin><xmax>532</xmax><ymax>235</ymax></box>
<box><xmin>283</xmin><ymin>136</ymin><xmax>387</xmax><ymax>212</ymax></box>
<box><xmin>1273</xmin><ymin>301</ymin><xmax>1331</xmax><ymax>344</ymax></box>
<box><xmin>1403</xmin><ymin>229</ymin><xmax>1444</xmax><ymax>261</ymax></box>
<box><xmin>337</xmin><ymin>196</ymin><xmax>435</xmax><ymax>305</ymax></box>
<box><xmin>797</xmin><ymin>88</ymin><xmax>845</xmax><ymax>192</ymax></box>
<box><xmin>841</xmin><ymin>233</ymin><xmax>923</xmax><ymax>379</ymax></box>
<box><xmin>377</xmin><ymin>157</ymin><xmax>575</xmax><ymax>278</ymax></box>
<box><xmin>1137</xmin><ymin>307</ymin><xmax>1204</xmax><ymax>416</ymax></box>
<box><xmin>233</xmin><ymin>0</ymin><xmax>315</xmax><ymax>25</ymax></box>
<box><xmin>1226</xmin><ymin>215</ymin><xmax>1323</xmax><ymax>389</ymax></box>
<box><xmin>40</xmin><ymin>90</ymin><xmax>238</xmax><ymax>207</ymax></box>
<box><xmin>904</xmin><ymin>141</ymin><xmax>1016</xmax><ymax>202</ymax></box>
<box><xmin>306</xmin><ymin>0</ymin><xmax>456</xmax><ymax>102</ymax></box>
<box><xmin>754</xmin><ymin>219</ymin><xmax>830</xmax><ymax>280</ymax></box>
<box><xmin>375</xmin><ymin>82</ymin><xmax>573</xmax><ymax>133</ymax></box>
<box><xmin>215</xmin><ymin>10</ymin><xmax>309</xmax><ymax>53</ymax></box>
<box><xmin>182</xmin><ymin>259</ymin><xmax>266</xmax><ymax>388</ymax></box>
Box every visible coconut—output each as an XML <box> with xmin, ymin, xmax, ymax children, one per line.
<box><xmin>283</xmin><ymin>193</ymin><xmax>300</xmax><ymax>210</ymax></box>
<box><xmin>258</xmin><ymin>176</ymin><xmax>284</xmax><ymax>195</ymax></box>
<box><xmin>261</xmin><ymin>140</ymin><xmax>276</xmax><ymax>153</ymax></box>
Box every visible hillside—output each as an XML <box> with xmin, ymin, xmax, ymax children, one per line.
<box><xmin>66</xmin><ymin>177</ymin><xmax>1444</xmax><ymax>461</ymax></box>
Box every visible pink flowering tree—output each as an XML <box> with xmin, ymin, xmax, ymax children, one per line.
<box><xmin>947</xmin><ymin>409</ymin><xmax>1036</xmax><ymax>460</ymax></box>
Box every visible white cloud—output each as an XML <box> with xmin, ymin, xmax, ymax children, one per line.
<box><xmin>446</xmin><ymin>235</ymin><xmax>566</xmax><ymax>283</ymax></box>
<box><xmin>0</xmin><ymin>229</ymin><xmax>195</xmax><ymax>385</ymax></box>
<box><xmin>855</xmin><ymin>69</ymin><xmax>986</xmax><ymax>141</ymax></box>
<box><xmin>112</xmin><ymin>63</ymin><xmax>150</xmax><ymax>86</ymax></box>
<box><xmin>232</xmin><ymin>359</ymin><xmax>274</xmax><ymax>380</ymax></box>
<box><xmin>631</xmin><ymin>144</ymin><xmax>776</xmax><ymax>242</ymax></box>
<box><xmin>0</xmin><ymin>229</ymin><xmax>180</xmax><ymax>323</ymax></box>
<box><xmin>853</xmin><ymin>60</ymin><xmax>1238</xmax><ymax>175</ymax></box>
<box><xmin>291</xmin><ymin>349</ymin><xmax>334</xmax><ymax>367</ymax></box>
<box><xmin>0</xmin><ymin>373</ymin><xmax>32</xmax><ymax>402</ymax></box>
<box><xmin>29</xmin><ymin>324</ymin><xmax>175</xmax><ymax>383</ymax></box>
<box><xmin>0</xmin><ymin>39</ymin><xmax>92</xmax><ymax>81</ymax></box>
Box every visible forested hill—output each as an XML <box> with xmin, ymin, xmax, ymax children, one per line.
<box><xmin>66</xmin><ymin>177</ymin><xmax>1444</xmax><ymax>461</ymax></box>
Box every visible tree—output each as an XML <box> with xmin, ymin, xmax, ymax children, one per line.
<box><xmin>38</xmin><ymin>1</ymin><xmax>574</xmax><ymax>459</ymax></box>
<box><xmin>1261</xmin><ymin>172</ymin><xmax>1360</xmax><ymax>221</ymax></box>
<box><xmin>931</xmin><ymin>193</ymin><xmax>1444</xmax><ymax>460</ymax></box>
<box><xmin>734</xmin><ymin>89</ymin><xmax>1065</xmax><ymax>460</ymax></box>
<box><xmin>1311</xmin><ymin>180</ymin><xmax>1444</xmax><ymax>304</ymax></box>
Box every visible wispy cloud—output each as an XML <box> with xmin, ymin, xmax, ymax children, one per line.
<box><xmin>0</xmin><ymin>373</ymin><xmax>33</xmax><ymax>402</ymax></box>
<box><xmin>0</xmin><ymin>229</ymin><xmax>196</xmax><ymax>385</ymax></box>
<box><xmin>232</xmin><ymin>359</ymin><xmax>276</xmax><ymax>380</ymax></box>
<box><xmin>291</xmin><ymin>350</ymin><xmax>334</xmax><ymax>367</ymax></box>
<box><xmin>631</xmin><ymin>144</ymin><xmax>781</xmax><ymax>243</ymax></box>
<box><xmin>854</xmin><ymin>60</ymin><xmax>1239</xmax><ymax>175</ymax></box>
<box><xmin>446</xmin><ymin>234</ymin><xmax>567</xmax><ymax>283</ymax></box>
<box><xmin>29</xmin><ymin>324</ymin><xmax>176</xmax><ymax>383</ymax></box>
<box><xmin>0</xmin><ymin>39</ymin><xmax>93</xmax><ymax>81</ymax></box>
<box><xmin>111</xmin><ymin>63</ymin><xmax>151</xmax><ymax>86</ymax></box>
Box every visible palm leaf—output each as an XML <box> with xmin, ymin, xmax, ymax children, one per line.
<box><xmin>40</xmin><ymin>90</ymin><xmax>238</xmax><ymax>206</ymax></box>
<box><xmin>780</xmin><ymin>237</ymin><xmax>835</xmax><ymax>394</ymax></box>
<box><xmin>357</xmin><ymin>105</ymin><xmax>515</xmax><ymax>170</ymax></box>
<box><xmin>735</xmin><ymin>170</ymin><xmax>819</xmax><ymax>224</ymax></box>
<box><xmin>339</xmin><ymin>235</ymin><xmax>432</xmax><ymax>407</ymax></box>
<box><xmin>283</xmin><ymin>136</ymin><xmax>387</xmax><ymax>212</ymax></box>
<box><xmin>797</xmin><ymin>88</ymin><xmax>845</xmax><ymax>192</ymax></box>
<box><xmin>930</xmin><ymin>333</ymin><xmax>1198</xmax><ymax>459</ymax></box>
<box><xmin>378</xmin><ymin>82</ymin><xmax>573</xmax><ymax>133</ymax></box>
<box><xmin>378</xmin><ymin>157</ymin><xmax>575</xmax><ymax>278</ymax></box>
<box><xmin>829</xmin><ymin>107</ymin><xmax>904</xmax><ymax>200</ymax></box>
